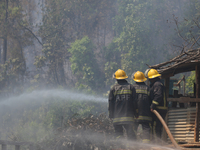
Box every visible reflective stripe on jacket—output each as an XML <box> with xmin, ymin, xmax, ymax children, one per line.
<box><xmin>108</xmin><ymin>80</ymin><xmax>136</xmax><ymax>124</ymax></box>
<box><xmin>113</xmin><ymin>117</ymin><xmax>135</xmax><ymax>123</ymax></box>
<box><xmin>150</xmin><ymin>79</ymin><xmax>168</xmax><ymax>112</ymax></box>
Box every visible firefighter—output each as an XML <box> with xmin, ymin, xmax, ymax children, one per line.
<box><xmin>132</xmin><ymin>71</ymin><xmax>152</xmax><ymax>143</ymax></box>
<box><xmin>147</xmin><ymin>69</ymin><xmax>168</xmax><ymax>140</ymax></box>
<box><xmin>108</xmin><ymin>69</ymin><xmax>137</xmax><ymax>140</ymax></box>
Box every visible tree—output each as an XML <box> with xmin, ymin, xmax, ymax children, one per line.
<box><xmin>0</xmin><ymin>0</ymin><xmax>33</xmax><ymax>96</ymax></box>
<box><xmin>103</xmin><ymin>0</ymin><xmax>183</xmax><ymax>81</ymax></box>
<box><xmin>35</xmin><ymin>0</ymin><xmax>70</xmax><ymax>87</ymax></box>
<box><xmin>103</xmin><ymin>40</ymin><xmax>121</xmax><ymax>87</ymax></box>
<box><xmin>108</xmin><ymin>0</ymin><xmax>160</xmax><ymax>77</ymax></box>
<box><xmin>186</xmin><ymin>71</ymin><xmax>195</xmax><ymax>94</ymax></box>
<box><xmin>171</xmin><ymin>0</ymin><xmax>200</xmax><ymax>52</ymax></box>
<box><xmin>68</xmin><ymin>36</ymin><xmax>103</xmax><ymax>92</ymax></box>
<box><xmin>171</xmin><ymin>0</ymin><xmax>200</xmax><ymax>95</ymax></box>
<box><xmin>36</xmin><ymin>0</ymin><xmax>116</xmax><ymax>91</ymax></box>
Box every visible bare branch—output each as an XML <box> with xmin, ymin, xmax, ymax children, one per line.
<box><xmin>18</xmin><ymin>22</ymin><xmax>43</xmax><ymax>46</ymax></box>
<box><xmin>193</xmin><ymin>18</ymin><xmax>200</xmax><ymax>29</ymax></box>
<box><xmin>189</xmin><ymin>35</ymin><xmax>200</xmax><ymax>49</ymax></box>
<box><xmin>160</xmin><ymin>51</ymin><xmax>200</xmax><ymax>73</ymax></box>
<box><xmin>148</xmin><ymin>48</ymin><xmax>200</xmax><ymax>71</ymax></box>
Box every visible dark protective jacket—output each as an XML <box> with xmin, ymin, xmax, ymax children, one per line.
<box><xmin>108</xmin><ymin>80</ymin><xmax>136</xmax><ymax>125</ymax></box>
<box><xmin>133</xmin><ymin>82</ymin><xmax>152</xmax><ymax>122</ymax></box>
<box><xmin>150</xmin><ymin>78</ymin><xmax>168</xmax><ymax>112</ymax></box>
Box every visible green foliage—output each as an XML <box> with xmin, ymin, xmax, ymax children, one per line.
<box><xmin>0</xmin><ymin>0</ymin><xmax>198</xmax><ymax>96</ymax></box>
<box><xmin>0</xmin><ymin>56</ymin><xmax>27</xmax><ymax>95</ymax></box>
<box><xmin>0</xmin><ymin>94</ymin><xmax>107</xmax><ymax>141</ymax></box>
<box><xmin>36</xmin><ymin>0</ymin><xmax>71</xmax><ymax>87</ymax></box>
<box><xmin>104</xmin><ymin>62</ymin><xmax>118</xmax><ymax>86</ymax></box>
<box><xmin>103</xmin><ymin>40</ymin><xmax>121</xmax><ymax>86</ymax></box>
<box><xmin>113</xmin><ymin>0</ymin><xmax>132</xmax><ymax>36</ymax></box>
<box><xmin>69</xmin><ymin>36</ymin><xmax>103</xmax><ymax>92</ymax></box>
<box><xmin>34</xmin><ymin>56</ymin><xmax>46</xmax><ymax>68</ymax></box>
<box><xmin>44</xmin><ymin>99</ymin><xmax>107</xmax><ymax>129</ymax></box>
<box><xmin>0</xmin><ymin>1</ymin><xmax>33</xmax><ymax>95</ymax></box>
<box><xmin>116</xmin><ymin>0</ymin><xmax>166</xmax><ymax>75</ymax></box>
<box><xmin>186</xmin><ymin>71</ymin><xmax>195</xmax><ymax>94</ymax></box>
<box><xmin>103</xmin><ymin>0</ymin><xmax>178</xmax><ymax>85</ymax></box>
<box><xmin>37</xmin><ymin>0</ymin><xmax>116</xmax><ymax>92</ymax></box>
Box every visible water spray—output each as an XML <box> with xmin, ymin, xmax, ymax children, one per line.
<box><xmin>0</xmin><ymin>89</ymin><xmax>107</xmax><ymax>107</ymax></box>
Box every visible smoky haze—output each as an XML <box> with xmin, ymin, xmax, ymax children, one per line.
<box><xmin>0</xmin><ymin>0</ymin><xmax>198</xmax><ymax>149</ymax></box>
<box><xmin>0</xmin><ymin>0</ymin><xmax>193</xmax><ymax>95</ymax></box>
<box><xmin>21</xmin><ymin>0</ymin><xmax>190</xmax><ymax>89</ymax></box>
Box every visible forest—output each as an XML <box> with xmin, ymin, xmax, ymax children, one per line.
<box><xmin>0</xmin><ymin>0</ymin><xmax>200</xmax><ymax>149</ymax></box>
<box><xmin>0</xmin><ymin>0</ymin><xmax>199</xmax><ymax>96</ymax></box>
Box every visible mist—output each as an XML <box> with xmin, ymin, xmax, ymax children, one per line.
<box><xmin>0</xmin><ymin>89</ymin><xmax>178</xmax><ymax>149</ymax></box>
<box><xmin>0</xmin><ymin>0</ymin><xmax>199</xmax><ymax>149</ymax></box>
<box><xmin>0</xmin><ymin>89</ymin><xmax>107</xmax><ymax>143</ymax></box>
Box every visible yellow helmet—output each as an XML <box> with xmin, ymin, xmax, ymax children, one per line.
<box><xmin>114</xmin><ymin>69</ymin><xmax>128</xmax><ymax>79</ymax></box>
<box><xmin>147</xmin><ymin>69</ymin><xmax>161</xmax><ymax>79</ymax></box>
<box><xmin>133</xmin><ymin>71</ymin><xmax>147</xmax><ymax>82</ymax></box>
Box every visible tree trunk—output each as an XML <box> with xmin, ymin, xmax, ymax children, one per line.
<box><xmin>59</xmin><ymin>60</ymin><xmax>66</xmax><ymax>86</ymax></box>
<box><xmin>3</xmin><ymin>0</ymin><xmax>8</xmax><ymax>64</ymax></box>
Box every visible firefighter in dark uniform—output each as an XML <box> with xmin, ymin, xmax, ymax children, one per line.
<box><xmin>108</xmin><ymin>69</ymin><xmax>137</xmax><ymax>140</ymax></box>
<box><xmin>132</xmin><ymin>71</ymin><xmax>152</xmax><ymax>143</ymax></box>
<box><xmin>147</xmin><ymin>69</ymin><xmax>168</xmax><ymax>140</ymax></box>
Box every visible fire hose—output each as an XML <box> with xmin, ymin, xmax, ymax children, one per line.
<box><xmin>152</xmin><ymin>110</ymin><xmax>181</xmax><ymax>149</ymax></box>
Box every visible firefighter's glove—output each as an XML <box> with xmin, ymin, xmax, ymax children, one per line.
<box><xmin>150</xmin><ymin>103</ymin><xmax>156</xmax><ymax>110</ymax></box>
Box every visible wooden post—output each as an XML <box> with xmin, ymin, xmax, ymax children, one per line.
<box><xmin>194</xmin><ymin>82</ymin><xmax>196</xmax><ymax>98</ymax></box>
<box><xmin>183</xmin><ymin>75</ymin><xmax>185</xmax><ymax>96</ymax></box>
<box><xmin>164</xmin><ymin>77</ymin><xmax>170</xmax><ymax>98</ymax></box>
<box><xmin>15</xmin><ymin>145</ymin><xmax>20</xmax><ymax>150</ymax></box>
<box><xmin>194</xmin><ymin>65</ymin><xmax>200</xmax><ymax>142</ymax></box>
<box><xmin>2</xmin><ymin>144</ymin><xmax>7</xmax><ymax>150</ymax></box>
